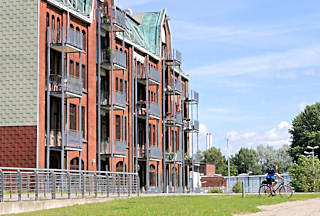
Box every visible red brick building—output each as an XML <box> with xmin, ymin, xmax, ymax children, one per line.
<box><xmin>0</xmin><ymin>0</ymin><xmax>199</xmax><ymax>193</ymax></box>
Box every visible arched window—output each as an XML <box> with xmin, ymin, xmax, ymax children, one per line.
<box><xmin>46</xmin><ymin>12</ymin><xmax>49</xmax><ymax>28</ymax></box>
<box><xmin>70</xmin><ymin>157</ymin><xmax>84</xmax><ymax>170</ymax></box>
<box><xmin>57</xmin><ymin>18</ymin><xmax>60</xmax><ymax>41</ymax></box>
<box><xmin>51</xmin><ymin>15</ymin><xmax>55</xmax><ymax>41</ymax></box>
<box><xmin>82</xmin><ymin>30</ymin><xmax>86</xmax><ymax>51</ymax></box>
<box><xmin>70</xmin><ymin>24</ymin><xmax>74</xmax><ymax>30</ymax></box>
<box><xmin>150</xmin><ymin>165</ymin><xmax>156</xmax><ymax>187</ymax></box>
<box><xmin>116</xmin><ymin>161</ymin><xmax>124</xmax><ymax>172</ymax></box>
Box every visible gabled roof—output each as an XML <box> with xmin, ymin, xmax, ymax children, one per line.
<box><xmin>117</xmin><ymin>9</ymin><xmax>166</xmax><ymax>57</ymax></box>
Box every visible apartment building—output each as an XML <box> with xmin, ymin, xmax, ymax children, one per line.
<box><xmin>0</xmin><ymin>0</ymin><xmax>199</xmax><ymax>193</ymax></box>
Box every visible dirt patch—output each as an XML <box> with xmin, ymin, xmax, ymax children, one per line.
<box><xmin>235</xmin><ymin>198</ymin><xmax>320</xmax><ymax>216</ymax></box>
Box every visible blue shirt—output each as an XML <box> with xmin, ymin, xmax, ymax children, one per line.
<box><xmin>267</xmin><ymin>167</ymin><xmax>276</xmax><ymax>179</ymax></box>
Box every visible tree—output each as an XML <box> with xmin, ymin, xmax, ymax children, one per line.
<box><xmin>202</xmin><ymin>147</ymin><xmax>237</xmax><ymax>176</ymax></box>
<box><xmin>256</xmin><ymin>144</ymin><xmax>293</xmax><ymax>173</ymax></box>
<box><xmin>289</xmin><ymin>103</ymin><xmax>320</xmax><ymax>161</ymax></box>
<box><xmin>289</xmin><ymin>155</ymin><xmax>320</xmax><ymax>192</ymax></box>
<box><xmin>232</xmin><ymin>148</ymin><xmax>262</xmax><ymax>175</ymax></box>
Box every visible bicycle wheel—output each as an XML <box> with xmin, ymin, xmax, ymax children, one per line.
<box><xmin>259</xmin><ymin>184</ymin><xmax>271</xmax><ymax>197</ymax></box>
<box><xmin>279</xmin><ymin>185</ymin><xmax>293</xmax><ymax>198</ymax></box>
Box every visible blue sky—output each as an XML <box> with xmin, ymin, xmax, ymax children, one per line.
<box><xmin>118</xmin><ymin>0</ymin><xmax>320</xmax><ymax>155</ymax></box>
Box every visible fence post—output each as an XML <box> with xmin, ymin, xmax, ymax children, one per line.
<box><xmin>81</xmin><ymin>172</ymin><xmax>85</xmax><ymax>199</ymax></box>
<box><xmin>67</xmin><ymin>172</ymin><xmax>71</xmax><ymax>199</ymax></box>
<box><xmin>35</xmin><ymin>171</ymin><xmax>38</xmax><ymax>200</ymax></box>
<box><xmin>128</xmin><ymin>175</ymin><xmax>131</xmax><ymax>197</ymax></box>
<box><xmin>18</xmin><ymin>170</ymin><xmax>22</xmax><ymax>201</ymax></box>
<box><xmin>94</xmin><ymin>174</ymin><xmax>98</xmax><ymax>198</ymax></box>
<box><xmin>0</xmin><ymin>170</ymin><xmax>3</xmax><ymax>202</ymax></box>
<box><xmin>117</xmin><ymin>174</ymin><xmax>120</xmax><ymax>197</ymax></box>
<box><xmin>51</xmin><ymin>171</ymin><xmax>56</xmax><ymax>199</ymax></box>
<box><xmin>106</xmin><ymin>174</ymin><xmax>110</xmax><ymax>197</ymax></box>
<box><xmin>137</xmin><ymin>175</ymin><xmax>140</xmax><ymax>197</ymax></box>
<box><xmin>242</xmin><ymin>181</ymin><xmax>246</xmax><ymax>198</ymax></box>
<box><xmin>27</xmin><ymin>174</ymin><xmax>30</xmax><ymax>198</ymax></box>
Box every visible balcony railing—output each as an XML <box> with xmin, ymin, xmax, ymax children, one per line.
<box><xmin>176</xmin><ymin>112</ymin><xmax>183</xmax><ymax>125</ymax></box>
<box><xmin>100</xmin><ymin>139</ymin><xmax>127</xmax><ymax>155</ymax></box>
<box><xmin>101</xmin><ymin>49</ymin><xmax>126</xmax><ymax>69</ymax></box>
<box><xmin>165</xmin><ymin>151</ymin><xmax>183</xmax><ymax>162</ymax></box>
<box><xmin>150</xmin><ymin>146</ymin><xmax>161</xmax><ymax>158</ymax></box>
<box><xmin>49</xmin><ymin>74</ymin><xmax>83</xmax><ymax>94</ymax></box>
<box><xmin>167</xmin><ymin>79</ymin><xmax>182</xmax><ymax>93</ymax></box>
<box><xmin>48</xmin><ymin>27</ymin><xmax>83</xmax><ymax>51</ymax></box>
<box><xmin>101</xmin><ymin>8</ymin><xmax>126</xmax><ymax>31</ymax></box>
<box><xmin>149</xmin><ymin>102</ymin><xmax>161</xmax><ymax>117</ymax></box>
<box><xmin>149</xmin><ymin>67</ymin><xmax>161</xmax><ymax>83</ymax></box>
<box><xmin>176</xmin><ymin>151</ymin><xmax>183</xmax><ymax>162</ymax></box>
<box><xmin>114</xmin><ymin>91</ymin><xmax>126</xmax><ymax>107</ymax></box>
<box><xmin>48</xmin><ymin>129</ymin><xmax>81</xmax><ymax>149</ymax></box>
<box><xmin>193</xmin><ymin>120</ymin><xmax>199</xmax><ymax>131</ymax></box>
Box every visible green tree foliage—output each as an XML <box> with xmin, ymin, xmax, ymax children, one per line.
<box><xmin>289</xmin><ymin>155</ymin><xmax>320</xmax><ymax>192</ymax></box>
<box><xmin>256</xmin><ymin>144</ymin><xmax>293</xmax><ymax>173</ymax></box>
<box><xmin>289</xmin><ymin>102</ymin><xmax>320</xmax><ymax>161</ymax></box>
<box><xmin>232</xmin><ymin>148</ymin><xmax>262</xmax><ymax>175</ymax></box>
<box><xmin>202</xmin><ymin>147</ymin><xmax>237</xmax><ymax>176</ymax></box>
<box><xmin>232</xmin><ymin>181</ymin><xmax>243</xmax><ymax>193</ymax></box>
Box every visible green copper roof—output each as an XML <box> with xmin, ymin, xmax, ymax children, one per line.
<box><xmin>118</xmin><ymin>9</ymin><xmax>165</xmax><ymax>57</ymax></box>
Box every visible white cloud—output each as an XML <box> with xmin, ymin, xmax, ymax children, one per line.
<box><xmin>226</xmin><ymin>121</ymin><xmax>291</xmax><ymax>153</ymax></box>
<box><xmin>298</xmin><ymin>102</ymin><xmax>310</xmax><ymax>111</ymax></box>
<box><xmin>275</xmin><ymin>72</ymin><xmax>297</xmax><ymax>80</ymax></box>
<box><xmin>303</xmin><ymin>69</ymin><xmax>317</xmax><ymax>76</ymax></box>
<box><xmin>188</xmin><ymin>45</ymin><xmax>320</xmax><ymax>78</ymax></box>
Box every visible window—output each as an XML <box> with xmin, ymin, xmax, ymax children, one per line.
<box><xmin>46</xmin><ymin>13</ymin><xmax>49</xmax><ymax>28</ymax></box>
<box><xmin>120</xmin><ymin>79</ymin><xmax>123</xmax><ymax>92</ymax></box>
<box><xmin>82</xmin><ymin>30</ymin><xmax>86</xmax><ymax>51</ymax></box>
<box><xmin>150</xmin><ymin>165</ymin><xmax>156</xmax><ymax>187</ymax></box>
<box><xmin>116</xmin><ymin>161</ymin><xmax>124</xmax><ymax>172</ymax></box>
<box><xmin>82</xmin><ymin>107</ymin><xmax>86</xmax><ymax>140</ymax></box>
<box><xmin>116</xmin><ymin>77</ymin><xmax>119</xmax><ymax>91</ymax></box>
<box><xmin>82</xmin><ymin>65</ymin><xmax>87</xmax><ymax>90</ymax></box>
<box><xmin>69</xmin><ymin>60</ymin><xmax>74</xmax><ymax>76</ymax></box>
<box><xmin>70</xmin><ymin>104</ymin><xmax>77</xmax><ymax>130</ymax></box>
<box><xmin>76</xmin><ymin>62</ymin><xmax>80</xmax><ymax>78</ymax></box>
<box><xmin>153</xmin><ymin>125</ymin><xmax>156</xmax><ymax>146</ymax></box>
<box><xmin>125</xmin><ymin>80</ymin><xmax>128</xmax><ymax>101</ymax></box>
<box><xmin>57</xmin><ymin>18</ymin><xmax>60</xmax><ymax>41</ymax></box>
<box><xmin>149</xmin><ymin>124</ymin><xmax>152</xmax><ymax>146</ymax></box>
<box><xmin>116</xmin><ymin>115</ymin><xmax>121</xmax><ymax>140</ymax></box>
<box><xmin>51</xmin><ymin>15</ymin><xmax>55</xmax><ymax>30</ymax></box>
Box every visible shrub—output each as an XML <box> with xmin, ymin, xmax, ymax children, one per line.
<box><xmin>208</xmin><ymin>187</ymin><xmax>223</xmax><ymax>193</ymax></box>
<box><xmin>232</xmin><ymin>181</ymin><xmax>243</xmax><ymax>193</ymax></box>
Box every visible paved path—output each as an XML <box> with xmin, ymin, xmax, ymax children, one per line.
<box><xmin>236</xmin><ymin>198</ymin><xmax>320</xmax><ymax>216</ymax></box>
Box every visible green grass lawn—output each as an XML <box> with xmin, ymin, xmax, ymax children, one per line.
<box><xmin>8</xmin><ymin>193</ymin><xmax>320</xmax><ymax>216</ymax></box>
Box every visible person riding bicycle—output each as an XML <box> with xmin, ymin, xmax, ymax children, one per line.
<box><xmin>266</xmin><ymin>163</ymin><xmax>283</xmax><ymax>195</ymax></box>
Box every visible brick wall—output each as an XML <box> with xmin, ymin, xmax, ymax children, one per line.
<box><xmin>0</xmin><ymin>126</ymin><xmax>37</xmax><ymax>168</ymax></box>
<box><xmin>201</xmin><ymin>176</ymin><xmax>226</xmax><ymax>188</ymax></box>
<box><xmin>200</xmin><ymin>163</ymin><xmax>216</xmax><ymax>176</ymax></box>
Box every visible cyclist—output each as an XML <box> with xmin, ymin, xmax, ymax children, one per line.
<box><xmin>266</xmin><ymin>163</ymin><xmax>283</xmax><ymax>195</ymax></box>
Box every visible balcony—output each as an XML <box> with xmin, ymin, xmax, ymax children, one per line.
<box><xmin>166</xmin><ymin>50</ymin><xmax>182</xmax><ymax>67</ymax></box>
<box><xmin>176</xmin><ymin>151</ymin><xmax>183</xmax><ymax>162</ymax></box>
<box><xmin>101</xmin><ymin>8</ymin><xmax>126</xmax><ymax>32</ymax></box>
<box><xmin>48</xmin><ymin>27</ymin><xmax>84</xmax><ymax>53</ymax></box>
<box><xmin>100</xmin><ymin>139</ymin><xmax>127</xmax><ymax>155</ymax></box>
<box><xmin>149</xmin><ymin>67</ymin><xmax>161</xmax><ymax>84</ymax></box>
<box><xmin>165</xmin><ymin>151</ymin><xmax>183</xmax><ymax>162</ymax></box>
<box><xmin>186</xmin><ymin>90</ymin><xmax>199</xmax><ymax>104</ymax></box>
<box><xmin>101</xmin><ymin>49</ymin><xmax>126</xmax><ymax>70</ymax></box>
<box><xmin>49</xmin><ymin>74</ymin><xmax>83</xmax><ymax>97</ymax></box>
<box><xmin>149</xmin><ymin>102</ymin><xmax>161</xmax><ymax>119</ymax></box>
<box><xmin>100</xmin><ymin>90</ymin><xmax>126</xmax><ymax>110</ymax></box>
<box><xmin>135</xmin><ymin>65</ymin><xmax>160</xmax><ymax>85</ymax></box>
<box><xmin>175</xmin><ymin>112</ymin><xmax>183</xmax><ymax>125</ymax></box>
<box><xmin>150</xmin><ymin>146</ymin><xmax>161</xmax><ymax>159</ymax></box>
<box><xmin>49</xmin><ymin>130</ymin><xmax>82</xmax><ymax>150</ymax></box>
<box><xmin>167</xmin><ymin>79</ymin><xmax>182</xmax><ymax>94</ymax></box>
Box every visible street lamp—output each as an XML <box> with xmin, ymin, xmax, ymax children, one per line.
<box><xmin>304</xmin><ymin>146</ymin><xmax>319</xmax><ymax>192</ymax></box>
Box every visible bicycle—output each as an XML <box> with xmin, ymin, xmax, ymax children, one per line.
<box><xmin>258</xmin><ymin>179</ymin><xmax>294</xmax><ymax>198</ymax></box>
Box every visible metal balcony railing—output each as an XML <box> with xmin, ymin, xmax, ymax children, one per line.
<box><xmin>65</xmin><ymin>130</ymin><xmax>82</xmax><ymax>149</ymax></box>
<box><xmin>175</xmin><ymin>112</ymin><xmax>183</xmax><ymax>125</ymax></box>
<box><xmin>101</xmin><ymin>8</ymin><xmax>126</xmax><ymax>31</ymax></box>
<box><xmin>101</xmin><ymin>49</ymin><xmax>126</xmax><ymax>69</ymax></box>
<box><xmin>149</xmin><ymin>102</ymin><xmax>161</xmax><ymax>117</ymax></box>
<box><xmin>49</xmin><ymin>27</ymin><xmax>83</xmax><ymax>51</ymax></box>
<box><xmin>175</xmin><ymin>80</ymin><xmax>182</xmax><ymax>93</ymax></box>
<box><xmin>149</xmin><ymin>67</ymin><xmax>161</xmax><ymax>83</ymax></box>
<box><xmin>48</xmin><ymin>129</ymin><xmax>81</xmax><ymax>149</ymax></box>
<box><xmin>115</xmin><ymin>140</ymin><xmax>127</xmax><ymax>154</ymax></box>
<box><xmin>193</xmin><ymin>120</ymin><xmax>199</xmax><ymax>131</ymax></box>
<box><xmin>150</xmin><ymin>146</ymin><xmax>161</xmax><ymax>158</ymax></box>
<box><xmin>176</xmin><ymin>151</ymin><xmax>183</xmax><ymax>162</ymax></box>
<box><xmin>114</xmin><ymin>91</ymin><xmax>126</xmax><ymax>107</ymax></box>
<box><xmin>100</xmin><ymin>139</ymin><xmax>110</xmax><ymax>154</ymax></box>
<box><xmin>49</xmin><ymin>74</ymin><xmax>83</xmax><ymax>94</ymax></box>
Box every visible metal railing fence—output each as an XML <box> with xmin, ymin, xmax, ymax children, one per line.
<box><xmin>0</xmin><ymin>167</ymin><xmax>139</xmax><ymax>202</ymax></box>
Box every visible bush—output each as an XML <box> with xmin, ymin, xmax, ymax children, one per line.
<box><xmin>289</xmin><ymin>155</ymin><xmax>320</xmax><ymax>192</ymax></box>
<box><xmin>208</xmin><ymin>187</ymin><xmax>223</xmax><ymax>193</ymax></box>
<box><xmin>232</xmin><ymin>181</ymin><xmax>243</xmax><ymax>193</ymax></box>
